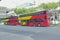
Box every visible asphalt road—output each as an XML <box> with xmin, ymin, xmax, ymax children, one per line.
<box><xmin>0</xmin><ymin>25</ymin><xmax>60</xmax><ymax>40</ymax></box>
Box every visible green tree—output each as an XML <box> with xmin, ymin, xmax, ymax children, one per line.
<box><xmin>14</xmin><ymin>8</ymin><xmax>36</xmax><ymax>15</ymax></box>
<box><xmin>39</xmin><ymin>2</ymin><xmax>58</xmax><ymax>10</ymax></box>
<box><xmin>57</xmin><ymin>0</ymin><xmax>60</xmax><ymax>6</ymax></box>
<box><xmin>39</xmin><ymin>3</ymin><xmax>47</xmax><ymax>9</ymax></box>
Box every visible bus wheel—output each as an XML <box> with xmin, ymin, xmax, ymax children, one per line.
<box><xmin>4</xmin><ymin>23</ymin><xmax>6</xmax><ymax>25</ymax></box>
<box><xmin>34</xmin><ymin>24</ymin><xmax>36</xmax><ymax>27</ymax></box>
<box><xmin>38</xmin><ymin>24</ymin><xmax>40</xmax><ymax>27</ymax></box>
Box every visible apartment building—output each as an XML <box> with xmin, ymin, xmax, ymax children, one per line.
<box><xmin>0</xmin><ymin>6</ymin><xmax>9</xmax><ymax>18</ymax></box>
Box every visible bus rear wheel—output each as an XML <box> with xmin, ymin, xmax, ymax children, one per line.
<box><xmin>34</xmin><ymin>24</ymin><xmax>36</xmax><ymax>27</ymax></box>
<box><xmin>37</xmin><ymin>24</ymin><xmax>40</xmax><ymax>27</ymax></box>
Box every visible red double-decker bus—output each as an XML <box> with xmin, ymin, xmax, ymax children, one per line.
<box><xmin>5</xmin><ymin>16</ymin><xmax>19</xmax><ymax>25</ymax></box>
<box><xmin>19</xmin><ymin>10</ymin><xmax>51</xmax><ymax>27</ymax></box>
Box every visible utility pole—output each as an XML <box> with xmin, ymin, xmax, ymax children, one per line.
<box><xmin>33</xmin><ymin>0</ymin><xmax>36</xmax><ymax>5</ymax></box>
<box><xmin>32</xmin><ymin>0</ymin><xmax>36</xmax><ymax>8</ymax></box>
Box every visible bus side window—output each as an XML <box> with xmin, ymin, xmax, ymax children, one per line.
<box><xmin>34</xmin><ymin>19</ymin><xmax>44</xmax><ymax>22</ymax></box>
<box><xmin>30</xmin><ymin>19</ymin><xmax>33</xmax><ymax>22</ymax></box>
<box><xmin>40</xmin><ymin>19</ymin><xmax>44</xmax><ymax>22</ymax></box>
<box><xmin>22</xmin><ymin>20</ymin><xmax>26</xmax><ymax>22</ymax></box>
<box><xmin>34</xmin><ymin>19</ymin><xmax>37</xmax><ymax>22</ymax></box>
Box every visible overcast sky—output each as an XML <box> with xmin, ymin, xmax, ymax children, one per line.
<box><xmin>0</xmin><ymin>0</ymin><xmax>59</xmax><ymax>8</ymax></box>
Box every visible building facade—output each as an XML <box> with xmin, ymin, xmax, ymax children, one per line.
<box><xmin>0</xmin><ymin>6</ymin><xmax>9</xmax><ymax>18</ymax></box>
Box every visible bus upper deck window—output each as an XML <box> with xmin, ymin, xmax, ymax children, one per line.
<box><xmin>37</xmin><ymin>11</ymin><xmax>46</xmax><ymax>14</ymax></box>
